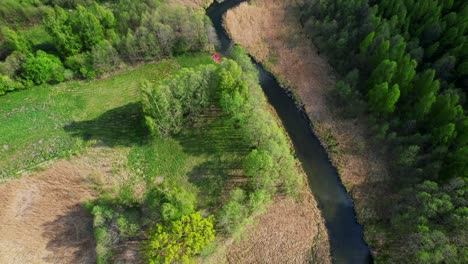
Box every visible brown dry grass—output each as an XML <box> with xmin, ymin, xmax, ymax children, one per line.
<box><xmin>225</xmin><ymin>0</ymin><xmax>390</xmax><ymax>252</ymax></box>
<box><xmin>227</xmin><ymin>191</ymin><xmax>330</xmax><ymax>264</ymax></box>
<box><xmin>0</xmin><ymin>147</ymin><xmax>127</xmax><ymax>264</ymax></box>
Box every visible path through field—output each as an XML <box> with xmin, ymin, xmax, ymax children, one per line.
<box><xmin>0</xmin><ymin>148</ymin><xmax>123</xmax><ymax>263</ymax></box>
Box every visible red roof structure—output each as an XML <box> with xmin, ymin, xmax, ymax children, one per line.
<box><xmin>212</xmin><ymin>53</ymin><xmax>221</xmax><ymax>63</ymax></box>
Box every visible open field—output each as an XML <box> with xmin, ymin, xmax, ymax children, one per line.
<box><xmin>225</xmin><ymin>0</ymin><xmax>390</xmax><ymax>252</ymax></box>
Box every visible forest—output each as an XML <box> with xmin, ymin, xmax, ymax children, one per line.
<box><xmin>0</xmin><ymin>0</ymin><xmax>216</xmax><ymax>95</ymax></box>
<box><xmin>301</xmin><ymin>0</ymin><xmax>467</xmax><ymax>262</ymax></box>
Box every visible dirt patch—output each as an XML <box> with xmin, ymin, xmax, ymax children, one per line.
<box><xmin>0</xmin><ymin>147</ymin><xmax>126</xmax><ymax>264</ymax></box>
<box><xmin>225</xmin><ymin>0</ymin><xmax>389</xmax><ymax>234</ymax></box>
<box><xmin>227</xmin><ymin>191</ymin><xmax>330</xmax><ymax>264</ymax></box>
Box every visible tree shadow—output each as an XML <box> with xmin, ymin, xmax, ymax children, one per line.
<box><xmin>175</xmin><ymin>113</ymin><xmax>250</xmax><ymax>209</ymax></box>
<box><xmin>175</xmin><ymin>113</ymin><xmax>249</xmax><ymax>157</ymax></box>
<box><xmin>64</xmin><ymin>102</ymin><xmax>149</xmax><ymax>147</ymax></box>
<box><xmin>186</xmin><ymin>158</ymin><xmax>241</xmax><ymax>209</ymax></box>
<box><xmin>42</xmin><ymin>204</ymin><xmax>96</xmax><ymax>264</ymax></box>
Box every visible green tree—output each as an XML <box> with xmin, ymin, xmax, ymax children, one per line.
<box><xmin>145</xmin><ymin>212</ymin><xmax>215</xmax><ymax>264</ymax></box>
<box><xmin>244</xmin><ymin>149</ymin><xmax>278</xmax><ymax>192</ymax></box>
<box><xmin>71</xmin><ymin>5</ymin><xmax>105</xmax><ymax>50</ymax></box>
<box><xmin>368</xmin><ymin>82</ymin><xmax>400</xmax><ymax>114</ymax></box>
<box><xmin>367</xmin><ymin>59</ymin><xmax>397</xmax><ymax>89</ymax></box>
<box><xmin>408</xmin><ymin>69</ymin><xmax>440</xmax><ymax>120</ymax></box>
<box><xmin>44</xmin><ymin>6</ymin><xmax>82</xmax><ymax>57</ymax></box>
<box><xmin>141</xmin><ymin>82</ymin><xmax>183</xmax><ymax>137</ymax></box>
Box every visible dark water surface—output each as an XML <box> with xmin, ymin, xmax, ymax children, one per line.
<box><xmin>206</xmin><ymin>1</ymin><xmax>372</xmax><ymax>263</ymax></box>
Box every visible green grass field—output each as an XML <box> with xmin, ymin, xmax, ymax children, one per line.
<box><xmin>0</xmin><ymin>53</ymin><xmax>214</xmax><ymax>180</ymax></box>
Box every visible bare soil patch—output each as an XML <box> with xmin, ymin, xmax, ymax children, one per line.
<box><xmin>225</xmin><ymin>0</ymin><xmax>390</xmax><ymax>253</ymax></box>
<box><xmin>0</xmin><ymin>147</ymin><xmax>125</xmax><ymax>264</ymax></box>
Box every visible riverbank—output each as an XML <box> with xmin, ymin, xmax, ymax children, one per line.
<box><xmin>225</xmin><ymin>0</ymin><xmax>390</xmax><ymax>254</ymax></box>
<box><xmin>206</xmin><ymin>1</ymin><xmax>333</xmax><ymax>262</ymax></box>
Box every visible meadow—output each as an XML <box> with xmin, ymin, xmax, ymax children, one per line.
<box><xmin>0</xmin><ymin>54</ymin><xmax>213</xmax><ymax>180</ymax></box>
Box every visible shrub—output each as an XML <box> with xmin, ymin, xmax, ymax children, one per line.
<box><xmin>21</xmin><ymin>50</ymin><xmax>65</xmax><ymax>85</ymax></box>
<box><xmin>0</xmin><ymin>74</ymin><xmax>24</xmax><ymax>95</ymax></box>
<box><xmin>116</xmin><ymin>210</ymin><xmax>140</xmax><ymax>238</ymax></box>
<box><xmin>91</xmin><ymin>40</ymin><xmax>121</xmax><ymax>76</ymax></box>
<box><xmin>65</xmin><ymin>52</ymin><xmax>95</xmax><ymax>79</ymax></box>
<box><xmin>144</xmin><ymin>187</ymin><xmax>196</xmax><ymax>222</ymax></box>
<box><xmin>218</xmin><ymin>188</ymin><xmax>248</xmax><ymax>234</ymax></box>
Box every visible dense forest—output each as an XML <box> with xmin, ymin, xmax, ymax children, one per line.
<box><xmin>0</xmin><ymin>0</ymin><xmax>216</xmax><ymax>95</ymax></box>
<box><xmin>301</xmin><ymin>0</ymin><xmax>467</xmax><ymax>262</ymax></box>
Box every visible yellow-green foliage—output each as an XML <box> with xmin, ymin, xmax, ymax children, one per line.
<box><xmin>145</xmin><ymin>212</ymin><xmax>215</xmax><ymax>264</ymax></box>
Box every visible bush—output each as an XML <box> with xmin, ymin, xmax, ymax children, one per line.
<box><xmin>90</xmin><ymin>40</ymin><xmax>121</xmax><ymax>76</ymax></box>
<box><xmin>116</xmin><ymin>210</ymin><xmax>140</xmax><ymax>238</ymax></box>
<box><xmin>21</xmin><ymin>50</ymin><xmax>65</xmax><ymax>85</ymax></box>
<box><xmin>218</xmin><ymin>188</ymin><xmax>248</xmax><ymax>234</ymax></box>
<box><xmin>0</xmin><ymin>74</ymin><xmax>23</xmax><ymax>95</ymax></box>
<box><xmin>144</xmin><ymin>187</ymin><xmax>196</xmax><ymax>222</ymax></box>
<box><xmin>65</xmin><ymin>52</ymin><xmax>95</xmax><ymax>79</ymax></box>
<box><xmin>0</xmin><ymin>51</ymin><xmax>27</xmax><ymax>77</ymax></box>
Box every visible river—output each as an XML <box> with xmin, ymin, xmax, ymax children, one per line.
<box><xmin>206</xmin><ymin>1</ymin><xmax>372</xmax><ymax>263</ymax></box>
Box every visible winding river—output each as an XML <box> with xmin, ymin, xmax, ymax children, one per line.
<box><xmin>206</xmin><ymin>1</ymin><xmax>372</xmax><ymax>263</ymax></box>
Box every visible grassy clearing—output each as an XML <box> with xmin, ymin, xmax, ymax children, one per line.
<box><xmin>0</xmin><ymin>53</ymin><xmax>213</xmax><ymax>180</ymax></box>
<box><xmin>90</xmin><ymin>108</ymin><xmax>250</xmax><ymax>263</ymax></box>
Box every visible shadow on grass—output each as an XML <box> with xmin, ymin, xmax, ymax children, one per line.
<box><xmin>175</xmin><ymin>113</ymin><xmax>250</xmax><ymax>209</ymax></box>
<box><xmin>64</xmin><ymin>103</ymin><xmax>149</xmax><ymax>147</ymax></box>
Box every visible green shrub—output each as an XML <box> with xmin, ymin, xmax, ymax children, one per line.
<box><xmin>21</xmin><ymin>50</ymin><xmax>65</xmax><ymax>85</ymax></box>
<box><xmin>218</xmin><ymin>188</ymin><xmax>247</xmax><ymax>234</ymax></box>
<box><xmin>144</xmin><ymin>187</ymin><xmax>196</xmax><ymax>222</ymax></box>
<box><xmin>116</xmin><ymin>210</ymin><xmax>140</xmax><ymax>238</ymax></box>
<box><xmin>0</xmin><ymin>74</ymin><xmax>23</xmax><ymax>95</ymax></box>
<box><xmin>65</xmin><ymin>52</ymin><xmax>95</xmax><ymax>79</ymax></box>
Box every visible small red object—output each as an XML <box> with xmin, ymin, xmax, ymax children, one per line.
<box><xmin>212</xmin><ymin>53</ymin><xmax>221</xmax><ymax>63</ymax></box>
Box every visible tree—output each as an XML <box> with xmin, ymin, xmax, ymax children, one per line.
<box><xmin>367</xmin><ymin>59</ymin><xmax>397</xmax><ymax>89</ymax></box>
<box><xmin>90</xmin><ymin>40</ymin><xmax>121</xmax><ymax>76</ymax></box>
<box><xmin>428</xmin><ymin>93</ymin><xmax>463</xmax><ymax>129</ymax></box>
<box><xmin>408</xmin><ymin>69</ymin><xmax>440</xmax><ymax>121</ymax></box>
<box><xmin>218</xmin><ymin>188</ymin><xmax>247</xmax><ymax>234</ymax></box>
<box><xmin>141</xmin><ymin>82</ymin><xmax>183</xmax><ymax>137</ymax></box>
<box><xmin>368</xmin><ymin>82</ymin><xmax>400</xmax><ymax>114</ymax></box>
<box><xmin>244</xmin><ymin>149</ymin><xmax>278</xmax><ymax>192</ymax></box>
<box><xmin>44</xmin><ymin>6</ymin><xmax>82</xmax><ymax>57</ymax></box>
<box><xmin>145</xmin><ymin>212</ymin><xmax>215</xmax><ymax>264</ymax></box>
<box><xmin>71</xmin><ymin>5</ymin><xmax>105</xmax><ymax>50</ymax></box>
